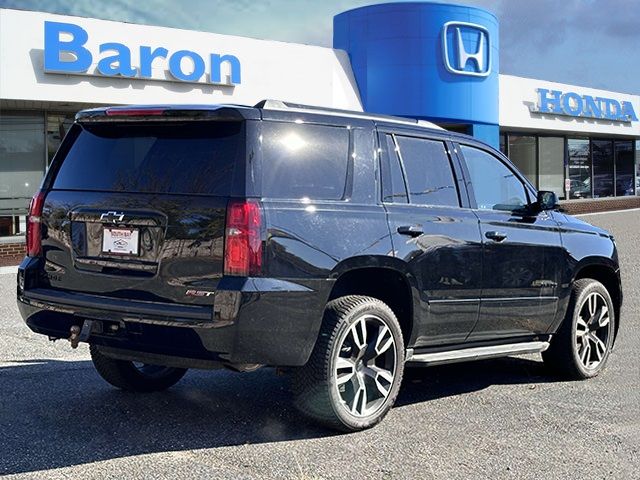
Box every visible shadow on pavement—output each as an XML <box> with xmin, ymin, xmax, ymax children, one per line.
<box><xmin>0</xmin><ymin>355</ymin><xmax>554</xmax><ymax>475</ymax></box>
<box><xmin>397</xmin><ymin>355</ymin><xmax>556</xmax><ymax>406</ymax></box>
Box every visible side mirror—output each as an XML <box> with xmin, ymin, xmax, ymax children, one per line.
<box><xmin>536</xmin><ymin>190</ymin><xmax>559</xmax><ymax>211</ymax></box>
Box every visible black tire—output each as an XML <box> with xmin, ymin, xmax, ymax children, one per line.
<box><xmin>292</xmin><ymin>295</ymin><xmax>405</xmax><ymax>432</ymax></box>
<box><xmin>543</xmin><ymin>278</ymin><xmax>616</xmax><ymax>380</ymax></box>
<box><xmin>90</xmin><ymin>344</ymin><xmax>188</xmax><ymax>392</ymax></box>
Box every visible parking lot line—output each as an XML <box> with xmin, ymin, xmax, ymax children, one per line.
<box><xmin>576</xmin><ymin>207</ymin><xmax>640</xmax><ymax>217</ymax></box>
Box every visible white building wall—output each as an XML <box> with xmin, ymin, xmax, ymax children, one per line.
<box><xmin>0</xmin><ymin>9</ymin><xmax>362</xmax><ymax>110</ymax></box>
<box><xmin>2</xmin><ymin>7</ymin><xmax>639</xmax><ymax>139</ymax></box>
<box><xmin>499</xmin><ymin>74</ymin><xmax>640</xmax><ymax>137</ymax></box>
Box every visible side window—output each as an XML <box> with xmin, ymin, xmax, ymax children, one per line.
<box><xmin>460</xmin><ymin>145</ymin><xmax>529</xmax><ymax>211</ymax></box>
<box><xmin>395</xmin><ymin>136</ymin><xmax>459</xmax><ymax>207</ymax></box>
<box><xmin>261</xmin><ymin>122</ymin><xmax>350</xmax><ymax>200</ymax></box>
<box><xmin>380</xmin><ymin>134</ymin><xmax>408</xmax><ymax>203</ymax></box>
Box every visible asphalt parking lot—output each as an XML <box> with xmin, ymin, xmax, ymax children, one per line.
<box><xmin>1</xmin><ymin>210</ymin><xmax>638</xmax><ymax>480</ymax></box>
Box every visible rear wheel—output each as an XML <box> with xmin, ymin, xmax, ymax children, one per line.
<box><xmin>90</xmin><ymin>344</ymin><xmax>187</xmax><ymax>392</ymax></box>
<box><xmin>292</xmin><ymin>295</ymin><xmax>405</xmax><ymax>431</ymax></box>
<box><xmin>543</xmin><ymin>278</ymin><xmax>615</xmax><ymax>379</ymax></box>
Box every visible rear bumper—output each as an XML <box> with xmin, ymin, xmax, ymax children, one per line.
<box><xmin>17</xmin><ymin>258</ymin><xmax>329</xmax><ymax>367</ymax></box>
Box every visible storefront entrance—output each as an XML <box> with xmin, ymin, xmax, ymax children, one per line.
<box><xmin>501</xmin><ymin>133</ymin><xmax>639</xmax><ymax>201</ymax></box>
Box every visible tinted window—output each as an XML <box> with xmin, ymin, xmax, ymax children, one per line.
<box><xmin>592</xmin><ymin>139</ymin><xmax>614</xmax><ymax>198</ymax></box>
<box><xmin>52</xmin><ymin>122</ymin><xmax>243</xmax><ymax>195</ymax></box>
<box><xmin>615</xmin><ymin>140</ymin><xmax>634</xmax><ymax>196</ymax></box>
<box><xmin>261</xmin><ymin>122</ymin><xmax>349</xmax><ymax>200</ymax></box>
<box><xmin>396</xmin><ymin>136</ymin><xmax>459</xmax><ymax>207</ymax></box>
<box><xmin>380</xmin><ymin>134</ymin><xmax>408</xmax><ymax>203</ymax></box>
<box><xmin>461</xmin><ymin>145</ymin><xmax>528</xmax><ymax>211</ymax></box>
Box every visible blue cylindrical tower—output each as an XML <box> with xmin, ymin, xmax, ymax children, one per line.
<box><xmin>334</xmin><ymin>2</ymin><xmax>499</xmax><ymax>147</ymax></box>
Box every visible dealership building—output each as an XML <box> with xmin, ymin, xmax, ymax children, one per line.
<box><xmin>1</xmin><ymin>3</ymin><xmax>639</xmax><ymax>256</ymax></box>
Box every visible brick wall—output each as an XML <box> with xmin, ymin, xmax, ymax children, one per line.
<box><xmin>0</xmin><ymin>242</ymin><xmax>24</xmax><ymax>257</ymax></box>
<box><xmin>0</xmin><ymin>241</ymin><xmax>25</xmax><ymax>266</ymax></box>
<box><xmin>560</xmin><ymin>196</ymin><xmax>640</xmax><ymax>215</ymax></box>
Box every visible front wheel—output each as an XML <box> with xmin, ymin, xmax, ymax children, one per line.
<box><xmin>292</xmin><ymin>295</ymin><xmax>405</xmax><ymax>431</ymax></box>
<box><xmin>543</xmin><ymin>278</ymin><xmax>616</xmax><ymax>379</ymax></box>
<box><xmin>90</xmin><ymin>344</ymin><xmax>188</xmax><ymax>392</ymax></box>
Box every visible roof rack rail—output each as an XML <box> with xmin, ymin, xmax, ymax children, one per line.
<box><xmin>253</xmin><ymin>99</ymin><xmax>443</xmax><ymax>130</ymax></box>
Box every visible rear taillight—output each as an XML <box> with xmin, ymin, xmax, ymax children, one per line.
<box><xmin>224</xmin><ymin>200</ymin><xmax>263</xmax><ymax>276</ymax></box>
<box><xmin>26</xmin><ymin>190</ymin><xmax>46</xmax><ymax>257</ymax></box>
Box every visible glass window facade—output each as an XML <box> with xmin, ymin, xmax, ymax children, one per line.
<box><xmin>636</xmin><ymin>142</ymin><xmax>640</xmax><ymax>196</ymax></box>
<box><xmin>539</xmin><ymin>137</ymin><xmax>565</xmax><ymax>198</ymax></box>
<box><xmin>47</xmin><ymin>113</ymin><xmax>74</xmax><ymax>166</ymax></box>
<box><xmin>568</xmin><ymin>139</ymin><xmax>591</xmax><ymax>199</ymax></box>
<box><xmin>0</xmin><ymin>111</ymin><xmax>75</xmax><ymax>238</ymax></box>
<box><xmin>508</xmin><ymin>135</ymin><xmax>537</xmax><ymax>187</ymax></box>
<box><xmin>0</xmin><ymin>113</ymin><xmax>45</xmax><ymax>236</ymax></box>
<box><xmin>615</xmin><ymin>141</ymin><xmax>634</xmax><ymax>196</ymax></box>
<box><xmin>502</xmin><ymin>133</ymin><xmax>637</xmax><ymax>200</ymax></box>
<box><xmin>592</xmin><ymin>140</ymin><xmax>614</xmax><ymax>198</ymax></box>
<box><xmin>567</xmin><ymin>138</ymin><xmax>591</xmax><ymax>198</ymax></box>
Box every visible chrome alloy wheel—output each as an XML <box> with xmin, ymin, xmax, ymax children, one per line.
<box><xmin>334</xmin><ymin>314</ymin><xmax>397</xmax><ymax>417</ymax></box>
<box><xmin>575</xmin><ymin>291</ymin><xmax>612</xmax><ymax>370</ymax></box>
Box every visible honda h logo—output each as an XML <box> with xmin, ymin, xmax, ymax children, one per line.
<box><xmin>442</xmin><ymin>21</ymin><xmax>491</xmax><ymax>77</ymax></box>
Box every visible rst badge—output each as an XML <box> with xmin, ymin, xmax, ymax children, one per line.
<box><xmin>185</xmin><ymin>289</ymin><xmax>215</xmax><ymax>297</ymax></box>
<box><xmin>442</xmin><ymin>21</ymin><xmax>491</xmax><ymax>77</ymax></box>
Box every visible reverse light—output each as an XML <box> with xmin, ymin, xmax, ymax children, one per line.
<box><xmin>26</xmin><ymin>190</ymin><xmax>46</xmax><ymax>257</ymax></box>
<box><xmin>224</xmin><ymin>200</ymin><xmax>263</xmax><ymax>276</ymax></box>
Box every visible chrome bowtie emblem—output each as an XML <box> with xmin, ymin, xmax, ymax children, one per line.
<box><xmin>99</xmin><ymin>211</ymin><xmax>125</xmax><ymax>223</ymax></box>
<box><xmin>442</xmin><ymin>21</ymin><xmax>492</xmax><ymax>77</ymax></box>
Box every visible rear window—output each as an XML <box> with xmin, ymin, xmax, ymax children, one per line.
<box><xmin>261</xmin><ymin>122</ymin><xmax>350</xmax><ymax>200</ymax></box>
<box><xmin>51</xmin><ymin>121</ymin><xmax>244</xmax><ymax>195</ymax></box>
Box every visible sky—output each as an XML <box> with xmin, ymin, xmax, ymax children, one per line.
<box><xmin>1</xmin><ymin>0</ymin><xmax>638</xmax><ymax>94</ymax></box>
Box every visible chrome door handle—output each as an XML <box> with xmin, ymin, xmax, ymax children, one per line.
<box><xmin>485</xmin><ymin>231</ymin><xmax>507</xmax><ymax>242</ymax></box>
<box><xmin>397</xmin><ymin>225</ymin><xmax>424</xmax><ymax>237</ymax></box>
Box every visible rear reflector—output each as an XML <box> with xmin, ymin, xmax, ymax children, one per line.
<box><xmin>26</xmin><ymin>190</ymin><xmax>46</xmax><ymax>257</ymax></box>
<box><xmin>224</xmin><ymin>200</ymin><xmax>262</xmax><ymax>276</ymax></box>
<box><xmin>105</xmin><ymin>108</ymin><xmax>165</xmax><ymax>116</ymax></box>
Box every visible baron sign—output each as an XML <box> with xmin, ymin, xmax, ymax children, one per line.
<box><xmin>531</xmin><ymin>88</ymin><xmax>637</xmax><ymax>123</ymax></box>
<box><xmin>43</xmin><ymin>21</ymin><xmax>242</xmax><ymax>86</ymax></box>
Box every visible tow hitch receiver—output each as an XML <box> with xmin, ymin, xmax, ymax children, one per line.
<box><xmin>69</xmin><ymin>320</ymin><xmax>95</xmax><ymax>349</ymax></box>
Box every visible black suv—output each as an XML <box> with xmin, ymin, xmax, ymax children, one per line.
<box><xmin>17</xmin><ymin>101</ymin><xmax>622</xmax><ymax>431</ymax></box>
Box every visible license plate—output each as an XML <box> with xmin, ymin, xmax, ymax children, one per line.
<box><xmin>102</xmin><ymin>228</ymin><xmax>139</xmax><ymax>255</ymax></box>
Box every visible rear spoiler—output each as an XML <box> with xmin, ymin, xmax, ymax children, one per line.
<box><xmin>75</xmin><ymin>105</ymin><xmax>259</xmax><ymax>122</ymax></box>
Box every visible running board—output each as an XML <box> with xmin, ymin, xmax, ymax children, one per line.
<box><xmin>405</xmin><ymin>341</ymin><xmax>550</xmax><ymax>366</ymax></box>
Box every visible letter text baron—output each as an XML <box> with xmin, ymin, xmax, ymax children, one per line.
<box><xmin>43</xmin><ymin>21</ymin><xmax>241</xmax><ymax>86</ymax></box>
